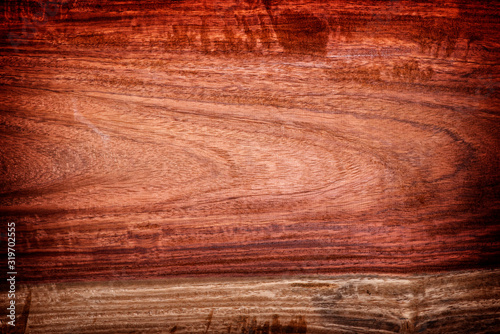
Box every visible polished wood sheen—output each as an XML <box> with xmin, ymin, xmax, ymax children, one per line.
<box><xmin>0</xmin><ymin>0</ymin><xmax>499</xmax><ymax>332</ymax></box>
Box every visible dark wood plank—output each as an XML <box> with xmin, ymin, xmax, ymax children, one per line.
<box><xmin>1</xmin><ymin>270</ymin><xmax>499</xmax><ymax>333</ymax></box>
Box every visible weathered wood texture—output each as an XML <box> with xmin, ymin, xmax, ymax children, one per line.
<box><xmin>1</xmin><ymin>270</ymin><xmax>499</xmax><ymax>333</ymax></box>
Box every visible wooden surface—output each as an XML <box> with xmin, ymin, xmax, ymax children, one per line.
<box><xmin>2</xmin><ymin>270</ymin><xmax>500</xmax><ymax>334</ymax></box>
<box><xmin>0</xmin><ymin>0</ymin><xmax>499</xmax><ymax>332</ymax></box>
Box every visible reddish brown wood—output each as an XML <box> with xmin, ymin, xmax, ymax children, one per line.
<box><xmin>0</xmin><ymin>1</ymin><xmax>499</xmax><ymax>284</ymax></box>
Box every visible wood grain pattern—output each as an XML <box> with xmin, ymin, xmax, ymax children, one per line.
<box><xmin>0</xmin><ymin>0</ymin><xmax>499</xmax><ymax>332</ymax></box>
<box><xmin>2</xmin><ymin>0</ymin><xmax>499</xmax><ymax>282</ymax></box>
<box><xmin>1</xmin><ymin>270</ymin><xmax>499</xmax><ymax>333</ymax></box>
